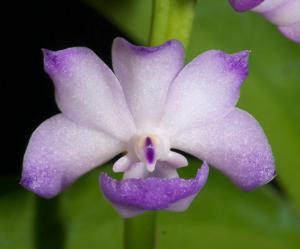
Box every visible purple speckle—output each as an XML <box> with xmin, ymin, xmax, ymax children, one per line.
<box><xmin>229</xmin><ymin>0</ymin><xmax>264</xmax><ymax>12</ymax></box>
<box><xmin>144</xmin><ymin>137</ymin><xmax>155</xmax><ymax>164</ymax></box>
<box><xmin>100</xmin><ymin>162</ymin><xmax>209</xmax><ymax>210</ymax></box>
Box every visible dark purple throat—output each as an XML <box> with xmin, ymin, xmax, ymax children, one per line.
<box><xmin>144</xmin><ymin>137</ymin><xmax>155</xmax><ymax>164</ymax></box>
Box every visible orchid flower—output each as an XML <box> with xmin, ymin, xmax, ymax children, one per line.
<box><xmin>229</xmin><ymin>0</ymin><xmax>300</xmax><ymax>43</ymax></box>
<box><xmin>21</xmin><ymin>38</ymin><xmax>275</xmax><ymax>217</ymax></box>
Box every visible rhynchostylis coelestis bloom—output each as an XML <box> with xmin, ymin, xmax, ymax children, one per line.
<box><xmin>229</xmin><ymin>0</ymin><xmax>300</xmax><ymax>43</ymax></box>
<box><xmin>21</xmin><ymin>38</ymin><xmax>275</xmax><ymax>217</ymax></box>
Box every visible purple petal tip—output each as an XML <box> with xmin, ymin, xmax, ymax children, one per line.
<box><xmin>113</xmin><ymin>37</ymin><xmax>183</xmax><ymax>56</ymax></box>
<box><xmin>241</xmin><ymin>166</ymin><xmax>276</xmax><ymax>192</ymax></box>
<box><xmin>229</xmin><ymin>0</ymin><xmax>264</xmax><ymax>12</ymax></box>
<box><xmin>20</xmin><ymin>166</ymin><xmax>67</xmax><ymax>199</ymax></box>
<box><xmin>42</xmin><ymin>47</ymin><xmax>91</xmax><ymax>75</ymax></box>
<box><xmin>42</xmin><ymin>48</ymin><xmax>62</xmax><ymax>73</ymax></box>
<box><xmin>227</xmin><ymin>50</ymin><xmax>249</xmax><ymax>70</ymax></box>
<box><xmin>100</xmin><ymin>163</ymin><xmax>209</xmax><ymax>211</ymax></box>
<box><xmin>20</xmin><ymin>176</ymin><xmax>54</xmax><ymax>199</ymax></box>
<box><xmin>222</xmin><ymin>50</ymin><xmax>250</xmax><ymax>80</ymax></box>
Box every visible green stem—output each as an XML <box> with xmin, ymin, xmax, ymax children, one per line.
<box><xmin>123</xmin><ymin>1</ymin><xmax>197</xmax><ymax>249</ymax></box>
<box><xmin>149</xmin><ymin>0</ymin><xmax>171</xmax><ymax>46</ymax></box>
<box><xmin>124</xmin><ymin>212</ymin><xmax>157</xmax><ymax>249</ymax></box>
<box><xmin>34</xmin><ymin>197</ymin><xmax>65</xmax><ymax>249</ymax></box>
<box><xmin>149</xmin><ymin>0</ymin><xmax>197</xmax><ymax>48</ymax></box>
<box><xmin>166</xmin><ymin>0</ymin><xmax>197</xmax><ymax>47</ymax></box>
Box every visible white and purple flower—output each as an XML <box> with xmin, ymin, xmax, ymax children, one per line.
<box><xmin>229</xmin><ymin>0</ymin><xmax>300</xmax><ymax>43</ymax></box>
<box><xmin>21</xmin><ymin>38</ymin><xmax>275</xmax><ymax>217</ymax></box>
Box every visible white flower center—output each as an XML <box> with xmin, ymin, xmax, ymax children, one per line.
<box><xmin>112</xmin><ymin>132</ymin><xmax>188</xmax><ymax>178</ymax></box>
<box><xmin>133</xmin><ymin>134</ymin><xmax>168</xmax><ymax>172</ymax></box>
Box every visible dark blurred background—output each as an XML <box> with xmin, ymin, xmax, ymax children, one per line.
<box><xmin>3</xmin><ymin>0</ymin><xmax>127</xmax><ymax>176</ymax></box>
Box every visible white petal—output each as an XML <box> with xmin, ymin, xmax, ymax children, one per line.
<box><xmin>43</xmin><ymin>47</ymin><xmax>136</xmax><ymax>141</ymax></box>
<box><xmin>252</xmin><ymin>0</ymin><xmax>286</xmax><ymax>12</ymax></box>
<box><xmin>123</xmin><ymin>162</ymin><xmax>150</xmax><ymax>179</ymax></box>
<box><xmin>161</xmin><ymin>50</ymin><xmax>249</xmax><ymax>136</ymax></box>
<box><xmin>261</xmin><ymin>0</ymin><xmax>300</xmax><ymax>26</ymax></box>
<box><xmin>172</xmin><ymin>109</ymin><xmax>275</xmax><ymax>191</ymax></box>
<box><xmin>151</xmin><ymin>161</ymin><xmax>179</xmax><ymax>178</ymax></box>
<box><xmin>112</xmin><ymin>38</ymin><xmax>184</xmax><ymax>129</ymax></box>
<box><xmin>21</xmin><ymin>114</ymin><xmax>124</xmax><ymax>198</ymax></box>
<box><xmin>278</xmin><ymin>21</ymin><xmax>300</xmax><ymax>43</ymax></box>
<box><xmin>165</xmin><ymin>151</ymin><xmax>188</xmax><ymax>168</ymax></box>
<box><xmin>113</xmin><ymin>155</ymin><xmax>132</xmax><ymax>172</ymax></box>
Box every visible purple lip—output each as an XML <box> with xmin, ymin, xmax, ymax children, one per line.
<box><xmin>100</xmin><ymin>162</ymin><xmax>209</xmax><ymax>210</ymax></box>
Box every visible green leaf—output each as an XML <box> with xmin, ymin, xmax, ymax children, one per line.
<box><xmin>83</xmin><ymin>0</ymin><xmax>300</xmax><ymax>212</ymax></box>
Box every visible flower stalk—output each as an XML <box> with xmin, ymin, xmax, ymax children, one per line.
<box><xmin>124</xmin><ymin>1</ymin><xmax>197</xmax><ymax>248</ymax></box>
<box><xmin>149</xmin><ymin>0</ymin><xmax>197</xmax><ymax>48</ymax></box>
<box><xmin>124</xmin><ymin>212</ymin><xmax>157</xmax><ymax>249</ymax></box>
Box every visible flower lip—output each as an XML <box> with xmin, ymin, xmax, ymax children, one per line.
<box><xmin>100</xmin><ymin>162</ymin><xmax>209</xmax><ymax>210</ymax></box>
